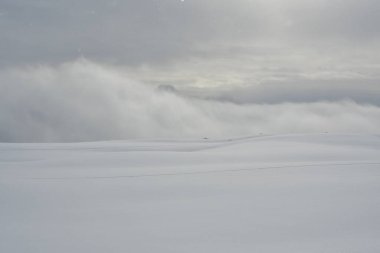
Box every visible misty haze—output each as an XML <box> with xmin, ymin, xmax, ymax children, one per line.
<box><xmin>1</xmin><ymin>0</ymin><xmax>379</xmax><ymax>252</ymax></box>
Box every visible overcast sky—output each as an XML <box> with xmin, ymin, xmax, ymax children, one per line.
<box><xmin>1</xmin><ymin>0</ymin><xmax>380</xmax><ymax>141</ymax></box>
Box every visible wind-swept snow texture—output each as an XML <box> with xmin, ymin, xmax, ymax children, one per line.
<box><xmin>1</xmin><ymin>134</ymin><xmax>380</xmax><ymax>253</ymax></box>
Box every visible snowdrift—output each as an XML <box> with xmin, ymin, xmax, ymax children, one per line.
<box><xmin>1</xmin><ymin>134</ymin><xmax>380</xmax><ymax>252</ymax></box>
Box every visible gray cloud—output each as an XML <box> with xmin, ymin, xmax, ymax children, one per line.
<box><xmin>184</xmin><ymin>79</ymin><xmax>380</xmax><ymax>106</ymax></box>
<box><xmin>0</xmin><ymin>0</ymin><xmax>264</xmax><ymax>66</ymax></box>
<box><xmin>0</xmin><ymin>61</ymin><xmax>379</xmax><ymax>142</ymax></box>
<box><xmin>1</xmin><ymin>0</ymin><xmax>379</xmax><ymax>66</ymax></box>
<box><xmin>285</xmin><ymin>0</ymin><xmax>380</xmax><ymax>41</ymax></box>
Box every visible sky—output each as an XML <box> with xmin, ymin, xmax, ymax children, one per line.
<box><xmin>0</xmin><ymin>0</ymin><xmax>380</xmax><ymax>141</ymax></box>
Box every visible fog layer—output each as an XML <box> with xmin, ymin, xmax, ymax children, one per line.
<box><xmin>1</xmin><ymin>60</ymin><xmax>379</xmax><ymax>142</ymax></box>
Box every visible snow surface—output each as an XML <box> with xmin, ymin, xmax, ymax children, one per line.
<box><xmin>1</xmin><ymin>134</ymin><xmax>380</xmax><ymax>252</ymax></box>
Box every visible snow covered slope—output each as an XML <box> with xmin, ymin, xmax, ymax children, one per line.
<box><xmin>1</xmin><ymin>134</ymin><xmax>380</xmax><ymax>252</ymax></box>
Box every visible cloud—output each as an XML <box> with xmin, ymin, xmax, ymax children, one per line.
<box><xmin>284</xmin><ymin>0</ymin><xmax>380</xmax><ymax>41</ymax></box>
<box><xmin>1</xmin><ymin>0</ymin><xmax>379</xmax><ymax>67</ymax></box>
<box><xmin>1</xmin><ymin>60</ymin><xmax>379</xmax><ymax>142</ymax></box>
<box><xmin>0</xmin><ymin>0</ymin><xmax>264</xmax><ymax>66</ymax></box>
<box><xmin>199</xmin><ymin>79</ymin><xmax>380</xmax><ymax>106</ymax></box>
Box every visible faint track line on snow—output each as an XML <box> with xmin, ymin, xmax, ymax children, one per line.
<box><xmin>31</xmin><ymin>162</ymin><xmax>380</xmax><ymax>181</ymax></box>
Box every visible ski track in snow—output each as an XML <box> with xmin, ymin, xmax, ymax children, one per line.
<box><xmin>31</xmin><ymin>162</ymin><xmax>380</xmax><ymax>181</ymax></box>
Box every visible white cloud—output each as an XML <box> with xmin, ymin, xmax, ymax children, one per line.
<box><xmin>1</xmin><ymin>60</ymin><xmax>379</xmax><ymax>142</ymax></box>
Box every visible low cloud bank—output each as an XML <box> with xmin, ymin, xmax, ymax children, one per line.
<box><xmin>1</xmin><ymin>60</ymin><xmax>379</xmax><ymax>142</ymax></box>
